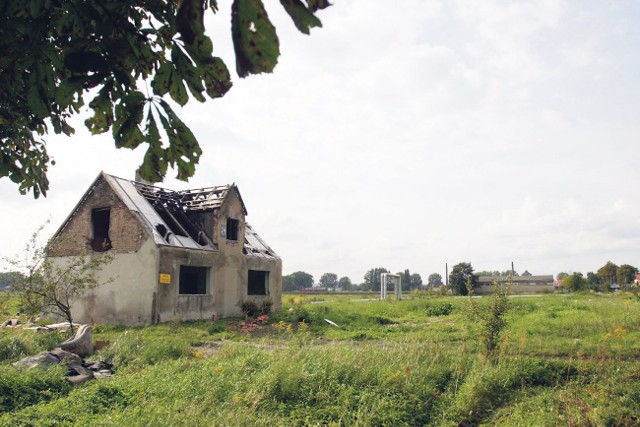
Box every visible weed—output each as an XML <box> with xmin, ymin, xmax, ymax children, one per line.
<box><xmin>207</xmin><ymin>322</ymin><xmax>228</xmax><ymax>334</ymax></box>
<box><xmin>426</xmin><ymin>302</ymin><xmax>454</xmax><ymax>316</ymax></box>
<box><xmin>467</xmin><ymin>280</ymin><xmax>511</xmax><ymax>357</ymax></box>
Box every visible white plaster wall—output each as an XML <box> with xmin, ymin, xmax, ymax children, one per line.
<box><xmin>66</xmin><ymin>238</ymin><xmax>159</xmax><ymax>326</ymax></box>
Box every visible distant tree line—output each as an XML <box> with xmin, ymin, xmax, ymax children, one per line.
<box><xmin>0</xmin><ymin>271</ymin><xmax>25</xmax><ymax>290</ymax></box>
<box><xmin>279</xmin><ymin>259</ymin><xmax>638</xmax><ymax>294</ymax></box>
<box><xmin>557</xmin><ymin>261</ymin><xmax>638</xmax><ymax>292</ymax></box>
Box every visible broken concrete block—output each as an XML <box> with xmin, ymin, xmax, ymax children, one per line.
<box><xmin>12</xmin><ymin>352</ymin><xmax>61</xmax><ymax>370</ymax></box>
<box><xmin>66</xmin><ymin>365</ymin><xmax>94</xmax><ymax>386</ymax></box>
<box><xmin>60</xmin><ymin>324</ymin><xmax>94</xmax><ymax>357</ymax></box>
<box><xmin>2</xmin><ymin>319</ymin><xmax>19</xmax><ymax>327</ymax></box>
<box><xmin>49</xmin><ymin>348</ymin><xmax>83</xmax><ymax>366</ymax></box>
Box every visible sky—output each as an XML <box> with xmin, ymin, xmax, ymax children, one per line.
<box><xmin>2</xmin><ymin>1</ymin><xmax>640</xmax><ymax>284</ymax></box>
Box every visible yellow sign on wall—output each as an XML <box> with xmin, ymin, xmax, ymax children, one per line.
<box><xmin>159</xmin><ymin>274</ymin><xmax>171</xmax><ymax>284</ymax></box>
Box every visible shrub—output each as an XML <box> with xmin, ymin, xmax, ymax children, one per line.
<box><xmin>467</xmin><ymin>282</ymin><xmax>511</xmax><ymax>357</ymax></box>
<box><xmin>259</xmin><ymin>299</ymin><xmax>273</xmax><ymax>315</ymax></box>
<box><xmin>238</xmin><ymin>300</ymin><xmax>260</xmax><ymax>318</ymax></box>
<box><xmin>426</xmin><ymin>303</ymin><xmax>454</xmax><ymax>316</ymax></box>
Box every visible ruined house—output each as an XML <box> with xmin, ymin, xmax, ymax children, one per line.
<box><xmin>47</xmin><ymin>172</ymin><xmax>282</xmax><ymax>325</ymax></box>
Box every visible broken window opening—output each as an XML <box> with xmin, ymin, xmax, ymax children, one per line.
<box><xmin>179</xmin><ymin>266</ymin><xmax>209</xmax><ymax>295</ymax></box>
<box><xmin>91</xmin><ymin>208</ymin><xmax>112</xmax><ymax>252</ymax></box>
<box><xmin>248</xmin><ymin>270</ymin><xmax>268</xmax><ymax>296</ymax></box>
<box><xmin>226</xmin><ymin>218</ymin><xmax>239</xmax><ymax>241</ymax></box>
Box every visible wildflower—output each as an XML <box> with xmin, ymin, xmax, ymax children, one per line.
<box><xmin>298</xmin><ymin>321</ymin><xmax>309</xmax><ymax>330</ymax></box>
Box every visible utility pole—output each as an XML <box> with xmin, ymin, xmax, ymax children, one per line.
<box><xmin>445</xmin><ymin>263</ymin><xmax>449</xmax><ymax>288</ymax></box>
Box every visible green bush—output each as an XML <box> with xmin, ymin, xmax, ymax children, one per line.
<box><xmin>426</xmin><ymin>302</ymin><xmax>454</xmax><ymax>316</ymax></box>
<box><xmin>238</xmin><ymin>300</ymin><xmax>259</xmax><ymax>317</ymax></box>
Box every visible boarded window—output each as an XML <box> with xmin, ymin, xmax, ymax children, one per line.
<box><xmin>248</xmin><ymin>270</ymin><xmax>268</xmax><ymax>295</ymax></box>
<box><xmin>91</xmin><ymin>208</ymin><xmax>112</xmax><ymax>252</ymax></box>
<box><xmin>226</xmin><ymin>218</ymin><xmax>239</xmax><ymax>241</ymax></box>
<box><xmin>179</xmin><ymin>266</ymin><xmax>208</xmax><ymax>295</ymax></box>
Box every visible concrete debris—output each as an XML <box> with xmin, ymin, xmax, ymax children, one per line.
<box><xmin>60</xmin><ymin>324</ymin><xmax>94</xmax><ymax>357</ymax></box>
<box><xmin>324</xmin><ymin>319</ymin><xmax>339</xmax><ymax>327</ymax></box>
<box><xmin>11</xmin><ymin>324</ymin><xmax>113</xmax><ymax>386</ymax></box>
<box><xmin>1</xmin><ymin>318</ymin><xmax>20</xmax><ymax>327</ymax></box>
<box><xmin>12</xmin><ymin>351</ymin><xmax>61</xmax><ymax>370</ymax></box>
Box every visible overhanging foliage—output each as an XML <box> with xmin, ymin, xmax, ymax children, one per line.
<box><xmin>0</xmin><ymin>0</ymin><xmax>330</xmax><ymax>197</ymax></box>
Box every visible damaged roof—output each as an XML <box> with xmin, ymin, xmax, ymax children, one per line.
<box><xmin>56</xmin><ymin>172</ymin><xmax>276</xmax><ymax>258</ymax></box>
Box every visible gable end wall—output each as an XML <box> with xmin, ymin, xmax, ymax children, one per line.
<box><xmin>50</xmin><ymin>178</ymin><xmax>148</xmax><ymax>256</ymax></box>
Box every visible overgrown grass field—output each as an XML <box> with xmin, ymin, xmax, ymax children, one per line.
<box><xmin>1</xmin><ymin>292</ymin><xmax>639</xmax><ymax>426</ymax></box>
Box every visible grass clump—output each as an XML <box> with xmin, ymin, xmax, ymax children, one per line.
<box><xmin>97</xmin><ymin>329</ymin><xmax>192</xmax><ymax>368</ymax></box>
<box><xmin>0</xmin><ymin>365</ymin><xmax>70</xmax><ymax>412</ymax></box>
<box><xmin>437</xmin><ymin>357</ymin><xmax>579</xmax><ymax>426</ymax></box>
<box><xmin>0</xmin><ymin>336</ymin><xmax>29</xmax><ymax>362</ymax></box>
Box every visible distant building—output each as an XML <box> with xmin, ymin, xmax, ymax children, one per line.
<box><xmin>477</xmin><ymin>274</ymin><xmax>554</xmax><ymax>294</ymax></box>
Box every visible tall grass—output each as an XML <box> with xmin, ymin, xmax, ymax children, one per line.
<box><xmin>1</xmin><ymin>293</ymin><xmax>639</xmax><ymax>425</ymax></box>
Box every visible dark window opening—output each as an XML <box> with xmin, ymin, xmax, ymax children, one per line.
<box><xmin>179</xmin><ymin>266</ymin><xmax>208</xmax><ymax>295</ymax></box>
<box><xmin>226</xmin><ymin>218</ymin><xmax>239</xmax><ymax>241</ymax></box>
<box><xmin>91</xmin><ymin>208</ymin><xmax>112</xmax><ymax>252</ymax></box>
<box><xmin>248</xmin><ymin>270</ymin><xmax>268</xmax><ymax>295</ymax></box>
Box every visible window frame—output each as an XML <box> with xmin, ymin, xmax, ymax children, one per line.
<box><xmin>179</xmin><ymin>265</ymin><xmax>210</xmax><ymax>295</ymax></box>
<box><xmin>90</xmin><ymin>207</ymin><xmax>112</xmax><ymax>252</ymax></box>
<box><xmin>226</xmin><ymin>218</ymin><xmax>239</xmax><ymax>241</ymax></box>
<box><xmin>247</xmin><ymin>270</ymin><xmax>269</xmax><ymax>296</ymax></box>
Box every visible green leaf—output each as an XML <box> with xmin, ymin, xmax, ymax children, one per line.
<box><xmin>172</xmin><ymin>46</ymin><xmax>205</xmax><ymax>102</ymax></box>
<box><xmin>139</xmin><ymin>113</ymin><xmax>166</xmax><ymax>183</ymax></box>
<box><xmin>231</xmin><ymin>0</ymin><xmax>280</xmax><ymax>77</ymax></box>
<box><xmin>306</xmin><ymin>0</ymin><xmax>331</xmax><ymax>13</ymax></box>
<box><xmin>168</xmin><ymin>68</ymin><xmax>189</xmax><ymax>106</ymax></box>
<box><xmin>30</xmin><ymin>0</ymin><xmax>44</xmax><ymax>18</ymax></box>
<box><xmin>152</xmin><ymin>62</ymin><xmax>174</xmax><ymax>97</ymax></box>
<box><xmin>156</xmin><ymin>100</ymin><xmax>202</xmax><ymax>180</ymax></box>
<box><xmin>279</xmin><ymin>0</ymin><xmax>322</xmax><ymax>34</ymax></box>
<box><xmin>27</xmin><ymin>85</ymin><xmax>49</xmax><ymax>119</ymax></box>
<box><xmin>176</xmin><ymin>0</ymin><xmax>205</xmax><ymax>44</ymax></box>
<box><xmin>112</xmin><ymin>93</ymin><xmax>146</xmax><ymax>149</ymax></box>
<box><xmin>202</xmin><ymin>58</ymin><xmax>233</xmax><ymax>98</ymax></box>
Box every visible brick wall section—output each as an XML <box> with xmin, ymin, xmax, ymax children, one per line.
<box><xmin>49</xmin><ymin>176</ymin><xmax>149</xmax><ymax>256</ymax></box>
